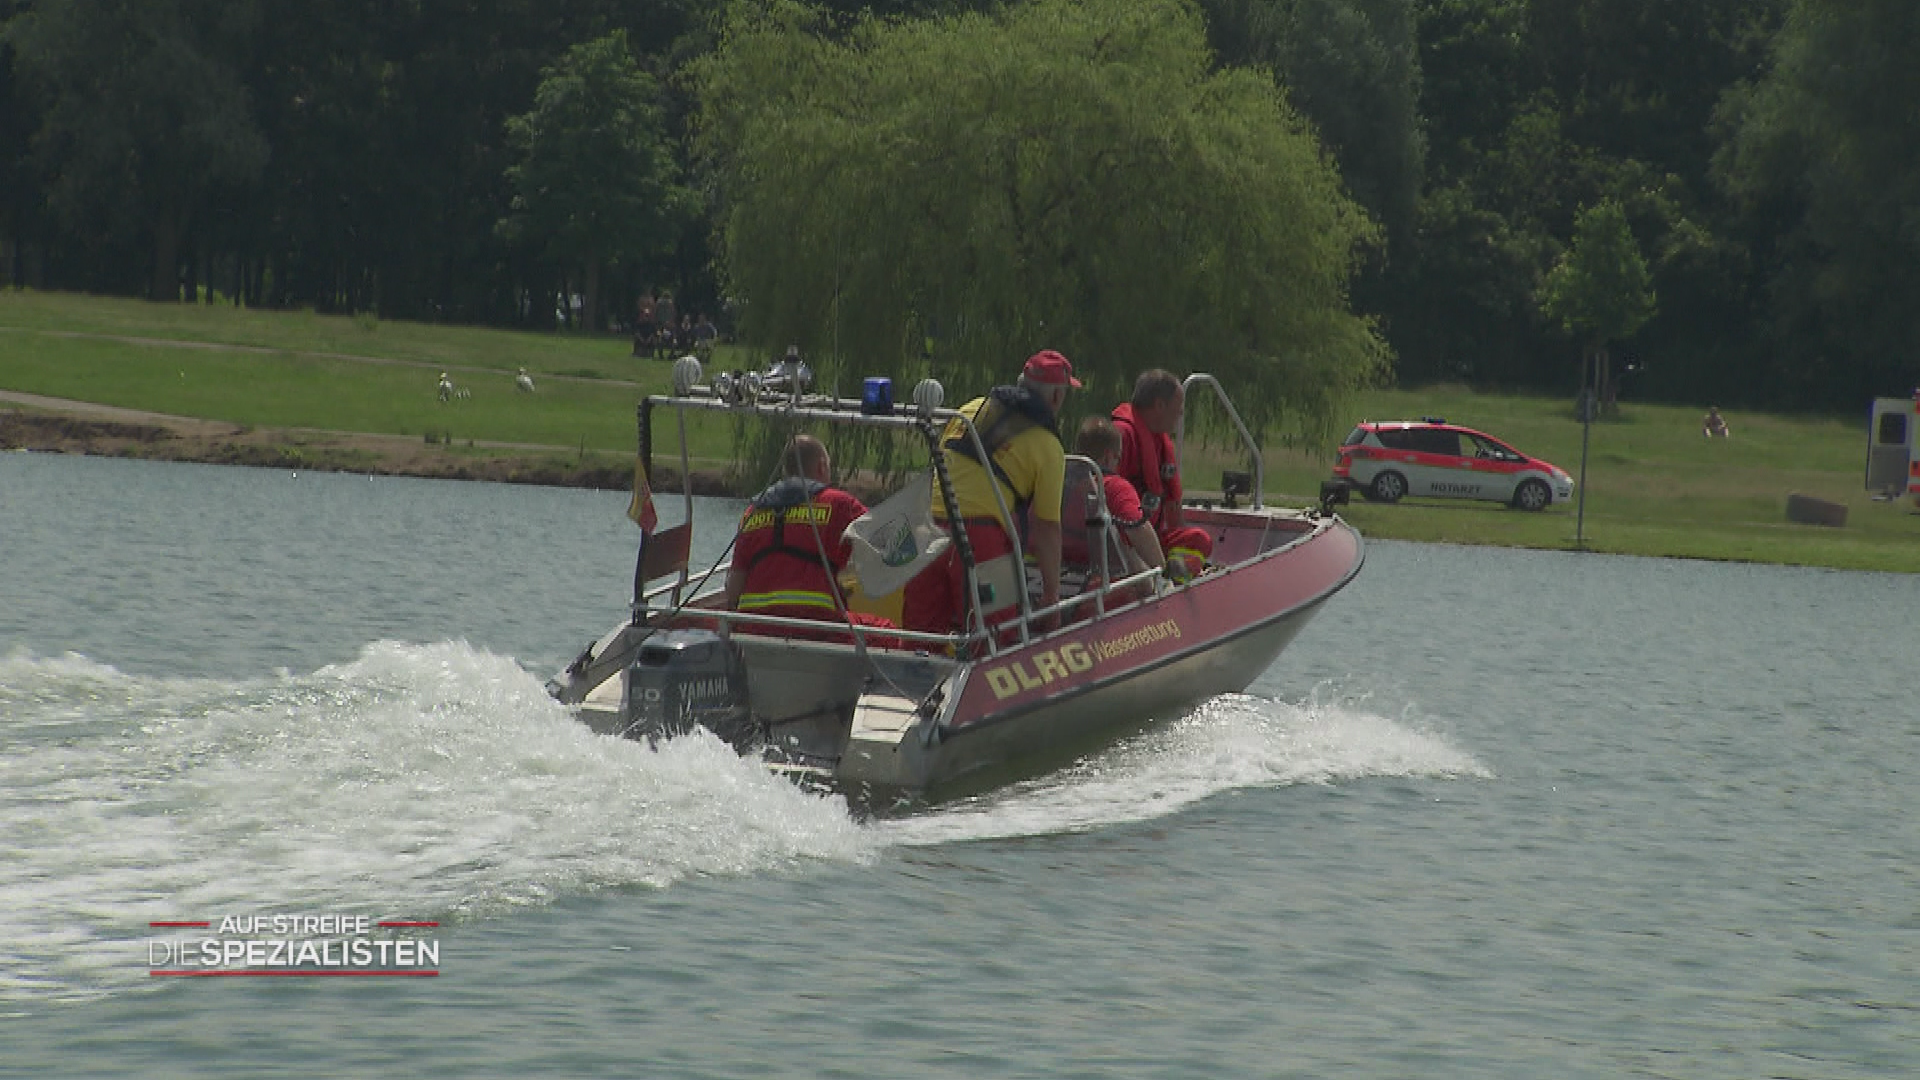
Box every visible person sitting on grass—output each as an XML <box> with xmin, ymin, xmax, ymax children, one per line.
<box><xmin>1703</xmin><ymin>406</ymin><xmax>1730</xmax><ymax>438</ymax></box>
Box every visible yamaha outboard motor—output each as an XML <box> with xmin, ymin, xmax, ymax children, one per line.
<box><xmin>620</xmin><ymin>630</ymin><xmax>753</xmax><ymax>747</ymax></box>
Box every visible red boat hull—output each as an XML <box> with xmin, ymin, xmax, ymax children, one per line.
<box><xmin>841</xmin><ymin>510</ymin><xmax>1363</xmax><ymax>793</ymax></box>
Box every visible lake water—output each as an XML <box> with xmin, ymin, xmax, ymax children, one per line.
<box><xmin>3</xmin><ymin>452</ymin><xmax>1917</xmax><ymax>1077</ymax></box>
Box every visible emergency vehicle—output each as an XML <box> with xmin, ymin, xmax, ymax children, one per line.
<box><xmin>1333</xmin><ymin>419</ymin><xmax>1574</xmax><ymax>511</ymax></box>
<box><xmin>1866</xmin><ymin>390</ymin><xmax>1920</xmax><ymax>509</ymax></box>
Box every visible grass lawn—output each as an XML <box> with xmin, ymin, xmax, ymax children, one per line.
<box><xmin>0</xmin><ymin>289</ymin><xmax>746</xmax><ymax>464</ymax></box>
<box><xmin>3</xmin><ymin>290</ymin><xmax>1916</xmax><ymax>572</ymax></box>
<box><xmin>1243</xmin><ymin>386</ymin><xmax>1919</xmax><ymax>572</ymax></box>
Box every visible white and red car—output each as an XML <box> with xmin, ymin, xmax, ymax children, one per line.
<box><xmin>1333</xmin><ymin>419</ymin><xmax>1574</xmax><ymax>511</ymax></box>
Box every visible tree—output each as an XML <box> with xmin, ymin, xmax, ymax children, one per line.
<box><xmin>1718</xmin><ymin>0</ymin><xmax>1920</xmax><ymax>406</ymax></box>
<box><xmin>1203</xmin><ymin>0</ymin><xmax>1426</xmax><ymax>252</ymax></box>
<box><xmin>1398</xmin><ymin>0</ymin><xmax>1782</xmax><ymax>399</ymax></box>
<box><xmin>0</xmin><ymin>2</ymin><xmax>42</xmax><ymax>287</ymax></box>
<box><xmin>1538</xmin><ymin>199</ymin><xmax>1655</xmax><ymax>412</ymax></box>
<box><xmin>692</xmin><ymin>0</ymin><xmax>1388</xmax><ymax>440</ymax></box>
<box><xmin>4</xmin><ymin>0</ymin><xmax>267</xmax><ymax>300</ymax></box>
<box><xmin>501</xmin><ymin>30</ymin><xmax>690</xmax><ymax>332</ymax></box>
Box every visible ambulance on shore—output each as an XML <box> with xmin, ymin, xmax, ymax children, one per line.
<box><xmin>1866</xmin><ymin>391</ymin><xmax>1920</xmax><ymax>509</ymax></box>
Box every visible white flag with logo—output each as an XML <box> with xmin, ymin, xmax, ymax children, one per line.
<box><xmin>845</xmin><ymin>471</ymin><xmax>950</xmax><ymax>598</ymax></box>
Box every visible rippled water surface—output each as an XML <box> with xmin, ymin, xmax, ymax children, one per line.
<box><xmin>3</xmin><ymin>452</ymin><xmax>1916</xmax><ymax>1077</ymax></box>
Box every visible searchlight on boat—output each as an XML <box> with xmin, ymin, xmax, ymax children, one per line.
<box><xmin>912</xmin><ymin>378</ymin><xmax>945</xmax><ymax>417</ymax></box>
<box><xmin>671</xmin><ymin>355</ymin><xmax>703</xmax><ymax>396</ymax></box>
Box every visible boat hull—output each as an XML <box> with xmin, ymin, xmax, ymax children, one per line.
<box><xmin>838</xmin><ymin>511</ymin><xmax>1363</xmax><ymax>793</ymax></box>
<box><xmin>553</xmin><ymin>509</ymin><xmax>1361</xmax><ymax>801</ymax></box>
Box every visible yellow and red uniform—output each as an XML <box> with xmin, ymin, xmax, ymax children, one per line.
<box><xmin>733</xmin><ymin>478</ymin><xmax>867</xmax><ymax>623</ymax></box>
<box><xmin>1111</xmin><ymin>402</ymin><xmax>1213</xmax><ymax>579</ymax></box>
<box><xmin>904</xmin><ymin>391</ymin><xmax>1065</xmax><ymax>637</ymax></box>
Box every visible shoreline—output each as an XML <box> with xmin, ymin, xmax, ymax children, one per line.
<box><xmin>0</xmin><ymin>394</ymin><xmax>734</xmax><ymax>495</ymax></box>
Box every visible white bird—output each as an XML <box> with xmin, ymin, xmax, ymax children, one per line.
<box><xmin>516</xmin><ymin>367</ymin><xmax>535</xmax><ymax>393</ymax></box>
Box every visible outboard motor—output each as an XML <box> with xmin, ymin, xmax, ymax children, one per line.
<box><xmin>620</xmin><ymin>630</ymin><xmax>753</xmax><ymax>747</ymax></box>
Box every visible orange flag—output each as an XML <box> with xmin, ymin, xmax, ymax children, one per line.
<box><xmin>626</xmin><ymin>457</ymin><xmax>658</xmax><ymax>532</ymax></box>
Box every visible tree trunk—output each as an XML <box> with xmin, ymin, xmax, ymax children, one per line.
<box><xmin>1597</xmin><ymin>346</ymin><xmax>1618</xmax><ymax>418</ymax></box>
<box><xmin>584</xmin><ymin>259</ymin><xmax>601</xmax><ymax>333</ymax></box>
<box><xmin>152</xmin><ymin>212</ymin><xmax>181</xmax><ymax>301</ymax></box>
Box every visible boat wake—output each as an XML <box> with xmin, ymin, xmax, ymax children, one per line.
<box><xmin>0</xmin><ymin>643</ymin><xmax>869</xmax><ymax>1005</ymax></box>
<box><xmin>876</xmin><ymin>687</ymin><xmax>1492</xmax><ymax>847</ymax></box>
<box><xmin>0</xmin><ymin>645</ymin><xmax>1480</xmax><ymax>1004</ymax></box>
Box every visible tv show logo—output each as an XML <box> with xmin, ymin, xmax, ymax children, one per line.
<box><xmin>147</xmin><ymin>913</ymin><xmax>440</xmax><ymax>978</ymax></box>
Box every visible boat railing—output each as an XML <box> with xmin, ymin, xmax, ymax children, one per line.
<box><xmin>633</xmin><ymin>362</ymin><xmax>1202</xmax><ymax>657</ymax></box>
<box><xmin>1176</xmin><ymin>372</ymin><xmax>1264</xmax><ymax>510</ymax></box>
<box><xmin>709</xmin><ymin>608</ymin><xmax>962</xmax><ymax>649</ymax></box>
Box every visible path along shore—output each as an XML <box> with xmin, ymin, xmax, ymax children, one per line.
<box><xmin>0</xmin><ymin>390</ymin><xmax>730</xmax><ymax>494</ymax></box>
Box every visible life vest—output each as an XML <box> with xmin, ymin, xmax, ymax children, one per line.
<box><xmin>943</xmin><ymin>385</ymin><xmax>1060</xmax><ymax>511</ymax></box>
<box><xmin>736</xmin><ymin>478</ymin><xmax>851</xmax><ymax>617</ymax></box>
<box><xmin>1111</xmin><ymin>402</ymin><xmax>1182</xmax><ymax>530</ymax></box>
<box><xmin>1060</xmin><ymin>469</ymin><xmax>1145</xmax><ymax>568</ymax></box>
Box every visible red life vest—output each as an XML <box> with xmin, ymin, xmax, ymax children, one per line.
<box><xmin>734</xmin><ymin>479</ymin><xmax>866</xmax><ymax>621</ymax></box>
<box><xmin>1111</xmin><ymin>402</ymin><xmax>1182</xmax><ymax>532</ymax></box>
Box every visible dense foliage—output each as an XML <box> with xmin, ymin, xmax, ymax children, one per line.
<box><xmin>693</xmin><ymin>0</ymin><xmax>1386</xmax><ymax>437</ymax></box>
<box><xmin>2</xmin><ymin>0</ymin><xmax>1915</xmax><ymax>413</ymax></box>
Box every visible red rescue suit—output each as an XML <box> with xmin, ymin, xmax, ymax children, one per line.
<box><xmin>731</xmin><ymin>480</ymin><xmax>874</xmax><ymax>627</ymax></box>
<box><xmin>1111</xmin><ymin>402</ymin><xmax>1213</xmax><ymax>579</ymax></box>
<box><xmin>732</xmin><ymin>479</ymin><xmax>901</xmax><ymax>646</ymax></box>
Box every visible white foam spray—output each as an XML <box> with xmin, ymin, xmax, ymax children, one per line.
<box><xmin>0</xmin><ymin>643</ymin><xmax>870</xmax><ymax>1003</ymax></box>
<box><xmin>878</xmin><ymin>687</ymin><xmax>1490</xmax><ymax>847</ymax></box>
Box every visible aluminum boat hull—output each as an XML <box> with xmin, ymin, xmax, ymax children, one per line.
<box><xmin>554</xmin><ymin>508</ymin><xmax>1362</xmax><ymax>800</ymax></box>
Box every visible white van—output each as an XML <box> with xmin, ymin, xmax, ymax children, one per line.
<box><xmin>1866</xmin><ymin>392</ymin><xmax>1920</xmax><ymax>508</ymax></box>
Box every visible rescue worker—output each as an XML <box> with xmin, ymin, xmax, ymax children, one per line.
<box><xmin>723</xmin><ymin>435</ymin><xmax>878</xmax><ymax>638</ymax></box>
<box><xmin>903</xmin><ymin>350</ymin><xmax>1078</xmax><ymax>641</ymax></box>
<box><xmin>1067</xmin><ymin>416</ymin><xmax>1166</xmax><ymax>580</ymax></box>
<box><xmin>1111</xmin><ymin>368</ymin><xmax>1213</xmax><ymax>582</ymax></box>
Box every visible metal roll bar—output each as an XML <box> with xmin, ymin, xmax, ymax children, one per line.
<box><xmin>1175</xmin><ymin>372</ymin><xmax>1264</xmax><ymax>509</ymax></box>
<box><xmin>635</xmin><ymin>374</ymin><xmax>1179</xmax><ymax>655</ymax></box>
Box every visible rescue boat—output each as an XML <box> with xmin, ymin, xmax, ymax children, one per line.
<box><xmin>546</xmin><ymin>357</ymin><xmax>1363</xmax><ymax>801</ymax></box>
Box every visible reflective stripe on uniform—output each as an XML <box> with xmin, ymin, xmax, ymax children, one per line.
<box><xmin>737</xmin><ymin>590</ymin><xmax>838</xmax><ymax>613</ymax></box>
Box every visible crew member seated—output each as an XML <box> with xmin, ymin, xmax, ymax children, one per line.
<box><xmin>1064</xmin><ymin>417</ymin><xmax>1166</xmax><ymax>597</ymax></box>
<box><xmin>1111</xmin><ymin>369</ymin><xmax>1213</xmax><ymax>582</ymax></box>
<box><xmin>723</xmin><ymin>435</ymin><xmax>897</xmax><ymax>644</ymax></box>
<box><xmin>903</xmin><ymin>350</ymin><xmax>1078</xmax><ymax>642</ymax></box>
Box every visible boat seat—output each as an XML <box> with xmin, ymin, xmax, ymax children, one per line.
<box><xmin>639</xmin><ymin>522</ymin><xmax>692</xmax><ymax>584</ymax></box>
<box><xmin>1058</xmin><ymin>454</ymin><xmax>1133</xmax><ymax>585</ymax></box>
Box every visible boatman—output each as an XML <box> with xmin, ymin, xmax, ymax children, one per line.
<box><xmin>903</xmin><ymin>350</ymin><xmax>1078</xmax><ymax>642</ymax></box>
<box><xmin>724</xmin><ymin>435</ymin><xmax>894</xmax><ymax>642</ymax></box>
<box><xmin>1111</xmin><ymin>368</ymin><xmax>1213</xmax><ymax>582</ymax></box>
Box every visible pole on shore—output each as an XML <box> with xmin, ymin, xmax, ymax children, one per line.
<box><xmin>1575</xmin><ymin>346</ymin><xmax>1601</xmax><ymax>549</ymax></box>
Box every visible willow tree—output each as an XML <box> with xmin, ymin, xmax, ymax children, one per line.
<box><xmin>692</xmin><ymin>0</ymin><xmax>1388</xmax><ymax>439</ymax></box>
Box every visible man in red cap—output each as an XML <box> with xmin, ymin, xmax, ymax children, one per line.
<box><xmin>1111</xmin><ymin>368</ymin><xmax>1213</xmax><ymax>581</ymax></box>
<box><xmin>904</xmin><ymin>350</ymin><xmax>1079</xmax><ymax>645</ymax></box>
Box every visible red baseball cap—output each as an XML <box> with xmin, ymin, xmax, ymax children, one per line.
<box><xmin>1023</xmin><ymin>349</ymin><xmax>1082</xmax><ymax>389</ymax></box>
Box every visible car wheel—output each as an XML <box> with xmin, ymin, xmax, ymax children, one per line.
<box><xmin>1368</xmin><ymin>471</ymin><xmax>1407</xmax><ymax>504</ymax></box>
<box><xmin>1512</xmin><ymin>478</ymin><xmax>1551</xmax><ymax>511</ymax></box>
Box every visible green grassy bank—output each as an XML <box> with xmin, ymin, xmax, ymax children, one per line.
<box><xmin>3</xmin><ymin>290</ymin><xmax>1915</xmax><ymax>572</ymax></box>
